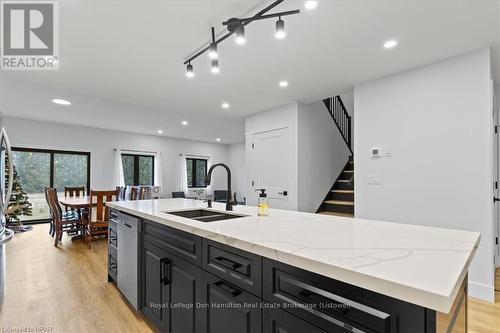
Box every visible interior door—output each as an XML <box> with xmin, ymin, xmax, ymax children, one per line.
<box><xmin>251</xmin><ymin>127</ymin><xmax>291</xmax><ymax>210</ymax></box>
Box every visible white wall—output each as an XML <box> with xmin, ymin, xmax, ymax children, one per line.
<box><xmin>3</xmin><ymin>117</ymin><xmax>233</xmax><ymax>197</ymax></box>
<box><xmin>245</xmin><ymin>103</ymin><xmax>299</xmax><ymax>209</ymax></box>
<box><xmin>244</xmin><ymin>102</ymin><xmax>350</xmax><ymax>213</ymax></box>
<box><xmin>297</xmin><ymin>101</ymin><xmax>351</xmax><ymax>212</ymax></box>
<box><xmin>227</xmin><ymin>142</ymin><xmax>247</xmax><ymax>203</ymax></box>
<box><xmin>354</xmin><ymin>48</ymin><xmax>495</xmax><ymax>301</ymax></box>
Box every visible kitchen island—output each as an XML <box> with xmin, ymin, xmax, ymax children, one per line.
<box><xmin>106</xmin><ymin>198</ymin><xmax>479</xmax><ymax>333</ymax></box>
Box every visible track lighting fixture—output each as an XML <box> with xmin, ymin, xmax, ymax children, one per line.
<box><xmin>186</xmin><ymin>62</ymin><xmax>194</xmax><ymax>78</ymax></box>
<box><xmin>208</xmin><ymin>27</ymin><xmax>218</xmax><ymax>59</ymax></box>
<box><xmin>183</xmin><ymin>0</ymin><xmax>301</xmax><ymax>77</ymax></box>
<box><xmin>211</xmin><ymin>59</ymin><xmax>220</xmax><ymax>74</ymax></box>
<box><xmin>275</xmin><ymin>17</ymin><xmax>285</xmax><ymax>39</ymax></box>
<box><xmin>235</xmin><ymin>25</ymin><xmax>246</xmax><ymax>45</ymax></box>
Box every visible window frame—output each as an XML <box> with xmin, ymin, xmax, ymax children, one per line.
<box><xmin>186</xmin><ymin>158</ymin><xmax>208</xmax><ymax>188</ymax></box>
<box><xmin>121</xmin><ymin>154</ymin><xmax>155</xmax><ymax>186</ymax></box>
<box><xmin>11</xmin><ymin>147</ymin><xmax>91</xmax><ymax>223</ymax></box>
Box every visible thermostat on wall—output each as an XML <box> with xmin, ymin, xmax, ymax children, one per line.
<box><xmin>371</xmin><ymin>147</ymin><xmax>383</xmax><ymax>157</ymax></box>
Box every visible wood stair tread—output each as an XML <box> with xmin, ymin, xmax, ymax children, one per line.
<box><xmin>337</xmin><ymin>179</ymin><xmax>351</xmax><ymax>183</ymax></box>
<box><xmin>331</xmin><ymin>190</ymin><xmax>354</xmax><ymax>193</ymax></box>
<box><xmin>318</xmin><ymin>211</ymin><xmax>354</xmax><ymax>218</ymax></box>
<box><xmin>343</xmin><ymin>170</ymin><xmax>354</xmax><ymax>173</ymax></box>
<box><xmin>324</xmin><ymin>200</ymin><xmax>354</xmax><ymax>206</ymax></box>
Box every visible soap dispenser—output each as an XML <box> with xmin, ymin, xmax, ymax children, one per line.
<box><xmin>256</xmin><ymin>189</ymin><xmax>269</xmax><ymax>216</ymax></box>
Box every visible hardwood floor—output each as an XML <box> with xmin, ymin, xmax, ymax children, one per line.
<box><xmin>0</xmin><ymin>224</ymin><xmax>155</xmax><ymax>333</ymax></box>
<box><xmin>0</xmin><ymin>225</ymin><xmax>499</xmax><ymax>333</ymax></box>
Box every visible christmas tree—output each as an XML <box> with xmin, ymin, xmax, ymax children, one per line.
<box><xmin>5</xmin><ymin>159</ymin><xmax>33</xmax><ymax>224</ymax></box>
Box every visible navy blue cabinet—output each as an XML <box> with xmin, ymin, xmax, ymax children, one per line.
<box><xmin>135</xmin><ymin>218</ymin><xmax>454</xmax><ymax>333</ymax></box>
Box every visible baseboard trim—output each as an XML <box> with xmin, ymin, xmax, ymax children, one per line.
<box><xmin>468</xmin><ymin>281</ymin><xmax>495</xmax><ymax>302</ymax></box>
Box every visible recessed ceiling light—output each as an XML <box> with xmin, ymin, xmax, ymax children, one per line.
<box><xmin>279</xmin><ymin>80</ymin><xmax>288</xmax><ymax>88</ymax></box>
<box><xmin>304</xmin><ymin>1</ymin><xmax>318</xmax><ymax>10</ymax></box>
<box><xmin>216</xmin><ymin>138</ymin><xmax>221</xmax><ymax>142</ymax></box>
<box><xmin>221</xmin><ymin>102</ymin><xmax>230</xmax><ymax>109</ymax></box>
<box><xmin>52</xmin><ymin>98</ymin><xmax>71</xmax><ymax>105</ymax></box>
<box><xmin>181</xmin><ymin>121</ymin><xmax>188</xmax><ymax>126</ymax></box>
<box><xmin>383</xmin><ymin>39</ymin><xmax>398</xmax><ymax>49</ymax></box>
<box><xmin>157</xmin><ymin>130</ymin><xmax>163</xmax><ymax>134</ymax></box>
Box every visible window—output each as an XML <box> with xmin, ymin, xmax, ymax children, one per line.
<box><xmin>186</xmin><ymin>158</ymin><xmax>208</xmax><ymax>188</ymax></box>
<box><xmin>12</xmin><ymin>148</ymin><xmax>90</xmax><ymax>222</ymax></box>
<box><xmin>122</xmin><ymin>154</ymin><xmax>154</xmax><ymax>186</ymax></box>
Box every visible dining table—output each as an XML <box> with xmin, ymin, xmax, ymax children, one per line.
<box><xmin>59</xmin><ymin>196</ymin><xmax>94</xmax><ymax>241</ymax></box>
<box><xmin>59</xmin><ymin>195</ymin><xmax>93</xmax><ymax>210</ymax></box>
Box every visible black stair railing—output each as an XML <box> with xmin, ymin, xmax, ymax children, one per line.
<box><xmin>323</xmin><ymin>95</ymin><xmax>352</xmax><ymax>154</ymax></box>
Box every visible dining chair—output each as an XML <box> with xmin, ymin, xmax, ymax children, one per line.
<box><xmin>46</xmin><ymin>188</ymin><xmax>84</xmax><ymax>247</ymax></box>
<box><xmin>116</xmin><ymin>186</ymin><xmax>126</xmax><ymax>201</ymax></box>
<box><xmin>213</xmin><ymin>190</ymin><xmax>227</xmax><ymax>203</ymax></box>
<box><xmin>64</xmin><ymin>186</ymin><xmax>85</xmax><ymax>213</ymax></box>
<box><xmin>130</xmin><ymin>186</ymin><xmax>140</xmax><ymax>200</ymax></box>
<box><xmin>124</xmin><ymin>185</ymin><xmax>141</xmax><ymax>200</ymax></box>
<box><xmin>140</xmin><ymin>186</ymin><xmax>152</xmax><ymax>200</ymax></box>
<box><xmin>151</xmin><ymin>186</ymin><xmax>161</xmax><ymax>199</ymax></box>
<box><xmin>172</xmin><ymin>191</ymin><xmax>186</xmax><ymax>198</ymax></box>
<box><xmin>83</xmin><ymin>190</ymin><xmax>117</xmax><ymax>249</ymax></box>
<box><xmin>64</xmin><ymin>186</ymin><xmax>85</xmax><ymax>197</ymax></box>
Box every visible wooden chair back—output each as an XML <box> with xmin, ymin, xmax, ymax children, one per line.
<box><xmin>64</xmin><ymin>186</ymin><xmax>85</xmax><ymax>197</ymax></box>
<box><xmin>140</xmin><ymin>186</ymin><xmax>152</xmax><ymax>200</ymax></box>
<box><xmin>89</xmin><ymin>190</ymin><xmax>117</xmax><ymax>223</ymax></box>
<box><xmin>129</xmin><ymin>186</ymin><xmax>140</xmax><ymax>200</ymax></box>
<box><xmin>46</xmin><ymin>188</ymin><xmax>63</xmax><ymax>222</ymax></box>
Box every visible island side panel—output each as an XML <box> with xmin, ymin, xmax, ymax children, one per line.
<box><xmin>436</xmin><ymin>275</ymin><xmax>468</xmax><ymax>333</ymax></box>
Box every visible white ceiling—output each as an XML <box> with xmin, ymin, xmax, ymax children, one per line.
<box><xmin>1</xmin><ymin>0</ymin><xmax>499</xmax><ymax>143</ymax></box>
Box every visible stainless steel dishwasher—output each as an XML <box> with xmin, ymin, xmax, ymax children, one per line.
<box><xmin>117</xmin><ymin>211</ymin><xmax>139</xmax><ymax>310</ymax></box>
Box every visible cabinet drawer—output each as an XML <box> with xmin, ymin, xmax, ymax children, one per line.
<box><xmin>263</xmin><ymin>307</ymin><xmax>330</xmax><ymax>333</ymax></box>
<box><xmin>108</xmin><ymin>252</ymin><xmax>118</xmax><ymax>280</ymax></box>
<box><xmin>109</xmin><ymin>221</ymin><xmax>118</xmax><ymax>249</ymax></box>
<box><xmin>143</xmin><ymin>220</ymin><xmax>202</xmax><ymax>267</ymax></box>
<box><xmin>263</xmin><ymin>259</ymin><xmax>401</xmax><ymax>333</ymax></box>
<box><xmin>110</xmin><ymin>209</ymin><xmax>118</xmax><ymax>223</ymax></box>
<box><xmin>202</xmin><ymin>239</ymin><xmax>262</xmax><ymax>297</ymax></box>
<box><xmin>203</xmin><ymin>271</ymin><xmax>262</xmax><ymax>333</ymax></box>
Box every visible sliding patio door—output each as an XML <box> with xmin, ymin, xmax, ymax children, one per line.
<box><xmin>12</xmin><ymin>148</ymin><xmax>90</xmax><ymax>223</ymax></box>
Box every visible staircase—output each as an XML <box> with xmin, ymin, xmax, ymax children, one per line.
<box><xmin>317</xmin><ymin>95</ymin><xmax>354</xmax><ymax>218</ymax></box>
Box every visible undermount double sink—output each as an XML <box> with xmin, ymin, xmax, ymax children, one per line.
<box><xmin>165</xmin><ymin>209</ymin><xmax>247</xmax><ymax>223</ymax></box>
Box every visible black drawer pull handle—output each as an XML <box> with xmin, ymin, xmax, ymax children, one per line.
<box><xmin>124</xmin><ymin>223</ymin><xmax>132</xmax><ymax>228</ymax></box>
<box><xmin>161</xmin><ymin>259</ymin><xmax>171</xmax><ymax>285</ymax></box>
<box><xmin>299</xmin><ymin>289</ymin><xmax>349</xmax><ymax>315</ymax></box>
<box><xmin>214</xmin><ymin>256</ymin><xmax>242</xmax><ymax>270</ymax></box>
<box><xmin>214</xmin><ymin>281</ymin><xmax>241</xmax><ymax>297</ymax></box>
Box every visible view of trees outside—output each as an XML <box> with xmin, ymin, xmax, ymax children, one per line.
<box><xmin>196</xmin><ymin>160</ymin><xmax>206</xmax><ymax>187</ymax></box>
<box><xmin>186</xmin><ymin>159</ymin><xmax>193</xmax><ymax>187</ymax></box>
<box><xmin>54</xmin><ymin>154</ymin><xmax>88</xmax><ymax>191</ymax></box>
<box><xmin>122</xmin><ymin>155</ymin><xmax>135</xmax><ymax>186</ymax></box>
<box><xmin>139</xmin><ymin>156</ymin><xmax>153</xmax><ymax>185</ymax></box>
<box><xmin>12</xmin><ymin>150</ymin><xmax>89</xmax><ymax>221</ymax></box>
<box><xmin>186</xmin><ymin>158</ymin><xmax>207</xmax><ymax>188</ymax></box>
<box><xmin>12</xmin><ymin>151</ymin><xmax>50</xmax><ymax>221</ymax></box>
<box><xmin>122</xmin><ymin>154</ymin><xmax>154</xmax><ymax>186</ymax></box>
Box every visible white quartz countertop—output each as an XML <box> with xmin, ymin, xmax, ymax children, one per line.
<box><xmin>106</xmin><ymin>199</ymin><xmax>479</xmax><ymax>313</ymax></box>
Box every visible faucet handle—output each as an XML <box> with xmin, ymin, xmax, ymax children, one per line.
<box><xmin>232</xmin><ymin>192</ymin><xmax>238</xmax><ymax>206</ymax></box>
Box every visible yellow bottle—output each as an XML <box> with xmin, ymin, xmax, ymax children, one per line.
<box><xmin>256</xmin><ymin>189</ymin><xmax>269</xmax><ymax>216</ymax></box>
